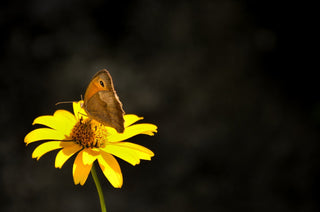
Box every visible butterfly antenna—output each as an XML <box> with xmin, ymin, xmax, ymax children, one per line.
<box><xmin>55</xmin><ymin>101</ymin><xmax>75</xmax><ymax>106</ymax></box>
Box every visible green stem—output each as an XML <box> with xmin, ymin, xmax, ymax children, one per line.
<box><xmin>91</xmin><ymin>163</ymin><xmax>107</xmax><ymax>212</ymax></box>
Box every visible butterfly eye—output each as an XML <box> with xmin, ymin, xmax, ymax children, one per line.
<box><xmin>99</xmin><ymin>80</ymin><xmax>104</xmax><ymax>87</ymax></box>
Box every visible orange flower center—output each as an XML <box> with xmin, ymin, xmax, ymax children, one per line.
<box><xmin>70</xmin><ymin>118</ymin><xmax>107</xmax><ymax>148</ymax></box>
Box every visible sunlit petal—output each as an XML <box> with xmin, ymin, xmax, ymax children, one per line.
<box><xmin>82</xmin><ymin>148</ymin><xmax>99</xmax><ymax>165</ymax></box>
<box><xmin>124</xmin><ymin>114</ymin><xmax>144</xmax><ymax>127</ymax></box>
<box><xmin>73</xmin><ymin>100</ymin><xmax>88</xmax><ymax>121</ymax></box>
<box><xmin>24</xmin><ymin>128</ymin><xmax>67</xmax><ymax>145</ymax></box>
<box><xmin>98</xmin><ymin>152</ymin><xmax>123</xmax><ymax>188</ymax></box>
<box><xmin>103</xmin><ymin>145</ymin><xmax>140</xmax><ymax>166</ymax></box>
<box><xmin>102</xmin><ymin>142</ymin><xmax>154</xmax><ymax>165</ymax></box>
<box><xmin>107</xmin><ymin>123</ymin><xmax>157</xmax><ymax>142</ymax></box>
<box><xmin>55</xmin><ymin>143</ymin><xmax>82</xmax><ymax>168</ymax></box>
<box><xmin>73</xmin><ymin>150</ymin><xmax>92</xmax><ymax>185</ymax></box>
<box><xmin>32</xmin><ymin>141</ymin><xmax>64</xmax><ymax>160</ymax></box>
<box><xmin>33</xmin><ymin>110</ymin><xmax>76</xmax><ymax>133</ymax></box>
<box><xmin>112</xmin><ymin>142</ymin><xmax>154</xmax><ymax>159</ymax></box>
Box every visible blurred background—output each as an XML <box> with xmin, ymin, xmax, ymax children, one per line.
<box><xmin>0</xmin><ymin>0</ymin><xmax>318</xmax><ymax>211</ymax></box>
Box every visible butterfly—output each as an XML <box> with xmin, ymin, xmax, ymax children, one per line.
<box><xmin>83</xmin><ymin>69</ymin><xmax>125</xmax><ymax>133</ymax></box>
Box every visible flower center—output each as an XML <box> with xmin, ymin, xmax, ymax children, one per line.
<box><xmin>70</xmin><ymin>118</ymin><xmax>108</xmax><ymax>148</ymax></box>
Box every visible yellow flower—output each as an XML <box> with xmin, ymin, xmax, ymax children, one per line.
<box><xmin>24</xmin><ymin>100</ymin><xmax>157</xmax><ymax>188</ymax></box>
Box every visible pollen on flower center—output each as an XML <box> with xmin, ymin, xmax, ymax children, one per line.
<box><xmin>70</xmin><ymin>118</ymin><xmax>107</xmax><ymax>148</ymax></box>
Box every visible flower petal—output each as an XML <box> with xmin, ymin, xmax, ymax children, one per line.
<box><xmin>73</xmin><ymin>150</ymin><xmax>92</xmax><ymax>185</ymax></box>
<box><xmin>24</xmin><ymin>128</ymin><xmax>67</xmax><ymax>145</ymax></box>
<box><xmin>102</xmin><ymin>145</ymin><xmax>140</xmax><ymax>166</ymax></box>
<box><xmin>107</xmin><ymin>123</ymin><xmax>158</xmax><ymax>143</ymax></box>
<box><xmin>113</xmin><ymin>142</ymin><xmax>154</xmax><ymax>159</ymax></box>
<box><xmin>55</xmin><ymin>142</ymin><xmax>82</xmax><ymax>168</ymax></box>
<box><xmin>73</xmin><ymin>101</ymin><xmax>88</xmax><ymax>121</ymax></box>
<box><xmin>82</xmin><ymin>148</ymin><xmax>99</xmax><ymax>165</ymax></box>
<box><xmin>124</xmin><ymin>114</ymin><xmax>144</xmax><ymax>127</ymax></box>
<box><xmin>98</xmin><ymin>152</ymin><xmax>123</xmax><ymax>188</ymax></box>
<box><xmin>102</xmin><ymin>142</ymin><xmax>154</xmax><ymax>165</ymax></box>
<box><xmin>33</xmin><ymin>110</ymin><xmax>76</xmax><ymax>133</ymax></box>
<box><xmin>32</xmin><ymin>141</ymin><xmax>64</xmax><ymax>160</ymax></box>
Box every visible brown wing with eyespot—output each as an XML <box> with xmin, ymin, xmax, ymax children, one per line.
<box><xmin>84</xmin><ymin>69</ymin><xmax>114</xmax><ymax>102</ymax></box>
<box><xmin>83</xmin><ymin>69</ymin><xmax>125</xmax><ymax>133</ymax></box>
<box><xmin>85</xmin><ymin>89</ymin><xmax>125</xmax><ymax>133</ymax></box>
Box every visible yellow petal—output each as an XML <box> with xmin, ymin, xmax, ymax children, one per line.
<box><xmin>25</xmin><ymin>128</ymin><xmax>67</xmax><ymax>145</ymax></box>
<box><xmin>55</xmin><ymin>142</ymin><xmax>82</xmax><ymax>168</ymax></box>
<box><xmin>98</xmin><ymin>152</ymin><xmax>123</xmax><ymax>188</ymax></box>
<box><xmin>82</xmin><ymin>148</ymin><xmax>99</xmax><ymax>165</ymax></box>
<box><xmin>33</xmin><ymin>110</ymin><xmax>76</xmax><ymax>133</ymax></box>
<box><xmin>102</xmin><ymin>144</ymin><xmax>140</xmax><ymax>166</ymax></box>
<box><xmin>72</xmin><ymin>150</ymin><xmax>92</xmax><ymax>185</ymax></box>
<box><xmin>102</xmin><ymin>142</ymin><xmax>154</xmax><ymax>165</ymax></box>
<box><xmin>32</xmin><ymin>141</ymin><xmax>64</xmax><ymax>160</ymax></box>
<box><xmin>124</xmin><ymin>114</ymin><xmax>144</xmax><ymax>127</ymax></box>
<box><xmin>114</xmin><ymin>142</ymin><xmax>154</xmax><ymax>158</ymax></box>
<box><xmin>108</xmin><ymin>123</ymin><xmax>158</xmax><ymax>143</ymax></box>
<box><xmin>73</xmin><ymin>101</ymin><xmax>88</xmax><ymax>121</ymax></box>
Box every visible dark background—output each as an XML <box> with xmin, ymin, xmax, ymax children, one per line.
<box><xmin>1</xmin><ymin>1</ymin><xmax>319</xmax><ymax>211</ymax></box>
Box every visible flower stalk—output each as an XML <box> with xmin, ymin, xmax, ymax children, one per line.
<box><xmin>91</xmin><ymin>163</ymin><xmax>107</xmax><ymax>212</ymax></box>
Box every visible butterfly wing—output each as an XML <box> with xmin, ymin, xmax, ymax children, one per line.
<box><xmin>83</xmin><ymin>69</ymin><xmax>125</xmax><ymax>133</ymax></box>
<box><xmin>85</xmin><ymin>90</ymin><xmax>125</xmax><ymax>133</ymax></box>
